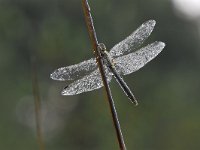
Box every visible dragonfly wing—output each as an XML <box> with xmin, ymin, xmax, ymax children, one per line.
<box><xmin>109</xmin><ymin>20</ymin><xmax>156</xmax><ymax>57</ymax></box>
<box><xmin>114</xmin><ymin>41</ymin><xmax>165</xmax><ymax>75</ymax></box>
<box><xmin>50</xmin><ymin>58</ymin><xmax>97</xmax><ymax>81</ymax></box>
<box><xmin>62</xmin><ymin>67</ymin><xmax>112</xmax><ymax>95</ymax></box>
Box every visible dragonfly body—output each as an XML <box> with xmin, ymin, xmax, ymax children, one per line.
<box><xmin>98</xmin><ymin>43</ymin><xmax>138</xmax><ymax>105</ymax></box>
<box><xmin>50</xmin><ymin>20</ymin><xmax>165</xmax><ymax>105</ymax></box>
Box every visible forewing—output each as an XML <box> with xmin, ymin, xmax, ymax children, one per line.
<box><xmin>109</xmin><ymin>20</ymin><xmax>156</xmax><ymax>57</ymax></box>
<box><xmin>114</xmin><ymin>41</ymin><xmax>165</xmax><ymax>75</ymax></box>
<box><xmin>50</xmin><ymin>58</ymin><xmax>97</xmax><ymax>81</ymax></box>
<box><xmin>62</xmin><ymin>67</ymin><xmax>112</xmax><ymax>95</ymax></box>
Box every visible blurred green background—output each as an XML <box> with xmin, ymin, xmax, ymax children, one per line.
<box><xmin>0</xmin><ymin>0</ymin><xmax>200</xmax><ymax>150</ymax></box>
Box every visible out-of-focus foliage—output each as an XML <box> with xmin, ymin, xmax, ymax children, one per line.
<box><xmin>0</xmin><ymin>0</ymin><xmax>200</xmax><ymax>150</ymax></box>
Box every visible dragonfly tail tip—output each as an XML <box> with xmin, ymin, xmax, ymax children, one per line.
<box><xmin>135</xmin><ymin>102</ymin><xmax>139</xmax><ymax>106</ymax></box>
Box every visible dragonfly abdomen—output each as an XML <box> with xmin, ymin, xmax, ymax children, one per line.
<box><xmin>108</xmin><ymin>63</ymin><xmax>138</xmax><ymax>106</ymax></box>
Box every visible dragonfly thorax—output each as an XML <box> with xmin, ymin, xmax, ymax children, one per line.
<box><xmin>97</xmin><ymin>43</ymin><xmax>114</xmax><ymax>69</ymax></box>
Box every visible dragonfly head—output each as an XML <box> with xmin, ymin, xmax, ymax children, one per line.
<box><xmin>98</xmin><ymin>43</ymin><xmax>107</xmax><ymax>53</ymax></box>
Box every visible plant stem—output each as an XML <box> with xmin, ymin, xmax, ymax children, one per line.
<box><xmin>31</xmin><ymin>56</ymin><xmax>45</xmax><ymax>150</ymax></box>
<box><xmin>81</xmin><ymin>1</ymin><xmax>127</xmax><ymax>149</ymax></box>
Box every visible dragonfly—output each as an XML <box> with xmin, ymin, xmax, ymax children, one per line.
<box><xmin>50</xmin><ymin>20</ymin><xmax>165</xmax><ymax>105</ymax></box>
